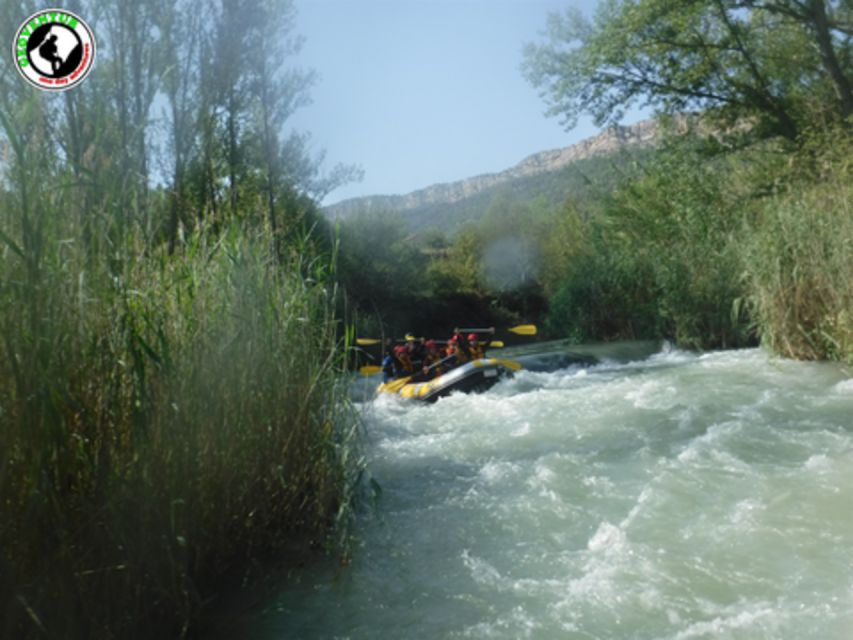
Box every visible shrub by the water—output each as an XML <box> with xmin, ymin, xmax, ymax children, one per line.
<box><xmin>543</xmin><ymin>134</ymin><xmax>759</xmax><ymax>348</ymax></box>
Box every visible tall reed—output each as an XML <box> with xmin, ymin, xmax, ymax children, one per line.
<box><xmin>0</xmin><ymin>220</ymin><xmax>359</xmax><ymax>638</ymax></box>
<box><xmin>740</xmin><ymin>132</ymin><xmax>853</xmax><ymax>362</ymax></box>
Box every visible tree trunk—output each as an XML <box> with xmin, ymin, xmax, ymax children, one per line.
<box><xmin>809</xmin><ymin>0</ymin><xmax>853</xmax><ymax>120</ymax></box>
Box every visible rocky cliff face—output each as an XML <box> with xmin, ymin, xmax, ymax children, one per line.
<box><xmin>323</xmin><ymin>118</ymin><xmax>662</xmax><ymax>219</ymax></box>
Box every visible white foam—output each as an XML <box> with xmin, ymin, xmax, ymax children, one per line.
<box><xmin>805</xmin><ymin>453</ymin><xmax>832</xmax><ymax>471</ymax></box>
<box><xmin>478</xmin><ymin>459</ymin><xmax>520</xmax><ymax>485</ymax></box>
<box><xmin>832</xmin><ymin>378</ymin><xmax>853</xmax><ymax>394</ymax></box>
<box><xmin>625</xmin><ymin>380</ymin><xmax>679</xmax><ymax>410</ymax></box>
<box><xmin>588</xmin><ymin>521</ymin><xmax>627</xmax><ymax>553</ymax></box>
<box><xmin>458</xmin><ymin>605</ymin><xmax>541</xmax><ymax>639</ymax></box>
<box><xmin>461</xmin><ymin>550</ymin><xmax>504</xmax><ymax>589</ymax></box>
<box><xmin>345</xmin><ymin>347</ymin><xmax>853</xmax><ymax>639</ymax></box>
<box><xmin>673</xmin><ymin>604</ymin><xmax>780</xmax><ymax>639</ymax></box>
<box><xmin>730</xmin><ymin>498</ymin><xmax>763</xmax><ymax>526</ymax></box>
<box><xmin>511</xmin><ymin>422</ymin><xmax>530</xmax><ymax>437</ymax></box>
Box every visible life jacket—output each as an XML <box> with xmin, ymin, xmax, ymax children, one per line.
<box><xmin>422</xmin><ymin>350</ymin><xmax>444</xmax><ymax>378</ymax></box>
<box><xmin>466</xmin><ymin>333</ymin><xmax>485</xmax><ymax>360</ymax></box>
<box><xmin>396</xmin><ymin>351</ymin><xmax>413</xmax><ymax>372</ymax></box>
<box><xmin>451</xmin><ymin>343</ymin><xmax>469</xmax><ymax>365</ymax></box>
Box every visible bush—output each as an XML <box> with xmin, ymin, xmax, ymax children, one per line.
<box><xmin>543</xmin><ymin>133</ymin><xmax>769</xmax><ymax>348</ymax></box>
<box><xmin>544</xmin><ymin>249</ymin><xmax>660</xmax><ymax>342</ymax></box>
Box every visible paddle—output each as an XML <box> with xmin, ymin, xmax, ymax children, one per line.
<box><xmin>359</xmin><ymin>365</ymin><xmax>382</xmax><ymax>376</ymax></box>
<box><xmin>456</xmin><ymin>324</ymin><xmax>537</xmax><ymax>336</ymax></box>
<box><xmin>382</xmin><ymin>353</ymin><xmax>456</xmax><ymax>392</ymax></box>
<box><xmin>357</xmin><ymin>323</ymin><xmax>536</xmax><ymax>347</ymax></box>
<box><xmin>356</xmin><ymin>334</ymin><xmax>421</xmax><ymax>347</ymax></box>
<box><xmin>356</xmin><ymin>338</ymin><xmax>383</xmax><ymax>346</ymax></box>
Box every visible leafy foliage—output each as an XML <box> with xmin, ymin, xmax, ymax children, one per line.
<box><xmin>523</xmin><ymin>0</ymin><xmax>853</xmax><ymax>139</ymax></box>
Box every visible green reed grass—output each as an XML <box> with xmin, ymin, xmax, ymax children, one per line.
<box><xmin>740</xmin><ymin>132</ymin><xmax>853</xmax><ymax>363</ymax></box>
<box><xmin>0</xmin><ymin>222</ymin><xmax>360</xmax><ymax>638</ymax></box>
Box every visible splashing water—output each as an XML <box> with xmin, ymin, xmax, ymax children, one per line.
<box><xmin>235</xmin><ymin>347</ymin><xmax>853</xmax><ymax>639</ymax></box>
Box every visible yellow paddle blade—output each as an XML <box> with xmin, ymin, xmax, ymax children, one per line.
<box><xmin>495</xmin><ymin>358</ymin><xmax>523</xmax><ymax>371</ymax></box>
<box><xmin>495</xmin><ymin>358</ymin><xmax>524</xmax><ymax>371</ymax></box>
<box><xmin>489</xmin><ymin>340</ymin><xmax>504</xmax><ymax>348</ymax></box>
<box><xmin>508</xmin><ymin>324</ymin><xmax>537</xmax><ymax>336</ymax></box>
<box><xmin>356</xmin><ymin>338</ymin><xmax>382</xmax><ymax>346</ymax></box>
<box><xmin>359</xmin><ymin>365</ymin><xmax>382</xmax><ymax>376</ymax></box>
<box><xmin>383</xmin><ymin>376</ymin><xmax>412</xmax><ymax>393</ymax></box>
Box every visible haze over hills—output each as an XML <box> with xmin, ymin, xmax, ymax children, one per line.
<box><xmin>323</xmin><ymin>118</ymin><xmax>665</xmax><ymax>230</ymax></box>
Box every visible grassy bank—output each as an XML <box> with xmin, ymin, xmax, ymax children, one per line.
<box><xmin>0</xmin><ymin>223</ymin><xmax>358</xmax><ymax>638</ymax></box>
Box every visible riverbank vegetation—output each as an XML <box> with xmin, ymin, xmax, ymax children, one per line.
<box><xmin>340</xmin><ymin>1</ymin><xmax>852</xmax><ymax>363</ymax></box>
<box><xmin>339</xmin><ymin>124</ymin><xmax>852</xmax><ymax>362</ymax></box>
<box><xmin>523</xmin><ymin>0</ymin><xmax>853</xmax><ymax>361</ymax></box>
<box><xmin>1</xmin><ymin>1</ymin><xmax>360</xmax><ymax>638</ymax></box>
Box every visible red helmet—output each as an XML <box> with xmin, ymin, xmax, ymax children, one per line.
<box><xmin>449</xmin><ymin>335</ymin><xmax>458</xmax><ymax>343</ymax></box>
<box><xmin>394</xmin><ymin>345</ymin><xmax>406</xmax><ymax>354</ymax></box>
<box><xmin>467</xmin><ymin>333</ymin><xmax>478</xmax><ymax>342</ymax></box>
<box><xmin>425</xmin><ymin>339</ymin><xmax>437</xmax><ymax>349</ymax></box>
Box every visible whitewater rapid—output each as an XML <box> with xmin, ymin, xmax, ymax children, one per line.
<box><xmin>238</xmin><ymin>346</ymin><xmax>853</xmax><ymax>639</ymax></box>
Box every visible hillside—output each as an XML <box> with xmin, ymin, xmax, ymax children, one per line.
<box><xmin>323</xmin><ymin>118</ymin><xmax>663</xmax><ymax>230</ymax></box>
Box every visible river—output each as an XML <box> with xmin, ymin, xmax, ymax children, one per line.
<box><xmin>229</xmin><ymin>343</ymin><xmax>853</xmax><ymax>639</ymax></box>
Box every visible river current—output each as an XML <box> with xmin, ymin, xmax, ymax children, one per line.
<box><xmin>238</xmin><ymin>344</ymin><xmax>853</xmax><ymax>639</ymax></box>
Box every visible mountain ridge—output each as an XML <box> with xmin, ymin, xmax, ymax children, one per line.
<box><xmin>323</xmin><ymin>118</ymin><xmax>663</xmax><ymax>220</ymax></box>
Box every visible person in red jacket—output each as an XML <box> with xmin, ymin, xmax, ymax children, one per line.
<box><xmin>446</xmin><ymin>334</ymin><xmax>469</xmax><ymax>367</ymax></box>
<box><xmin>421</xmin><ymin>339</ymin><xmax>445</xmax><ymax>378</ymax></box>
<box><xmin>467</xmin><ymin>333</ymin><xmax>485</xmax><ymax>360</ymax></box>
<box><xmin>394</xmin><ymin>344</ymin><xmax>413</xmax><ymax>374</ymax></box>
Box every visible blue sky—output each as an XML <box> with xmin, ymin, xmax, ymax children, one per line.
<box><xmin>289</xmin><ymin>0</ymin><xmax>641</xmax><ymax>205</ymax></box>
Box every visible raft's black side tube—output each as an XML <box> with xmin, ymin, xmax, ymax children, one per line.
<box><xmin>422</xmin><ymin>363</ymin><xmax>508</xmax><ymax>402</ymax></box>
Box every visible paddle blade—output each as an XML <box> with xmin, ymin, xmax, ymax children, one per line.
<box><xmin>382</xmin><ymin>376</ymin><xmax>412</xmax><ymax>393</ymax></box>
<box><xmin>356</xmin><ymin>338</ymin><xmax>382</xmax><ymax>346</ymax></box>
<box><xmin>508</xmin><ymin>324</ymin><xmax>537</xmax><ymax>336</ymax></box>
<box><xmin>359</xmin><ymin>365</ymin><xmax>382</xmax><ymax>376</ymax></box>
<box><xmin>489</xmin><ymin>341</ymin><xmax>504</xmax><ymax>348</ymax></box>
<box><xmin>495</xmin><ymin>358</ymin><xmax>523</xmax><ymax>371</ymax></box>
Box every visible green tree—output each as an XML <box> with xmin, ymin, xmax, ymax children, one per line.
<box><xmin>523</xmin><ymin>0</ymin><xmax>853</xmax><ymax>139</ymax></box>
<box><xmin>336</xmin><ymin>210</ymin><xmax>426</xmax><ymax>306</ymax></box>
